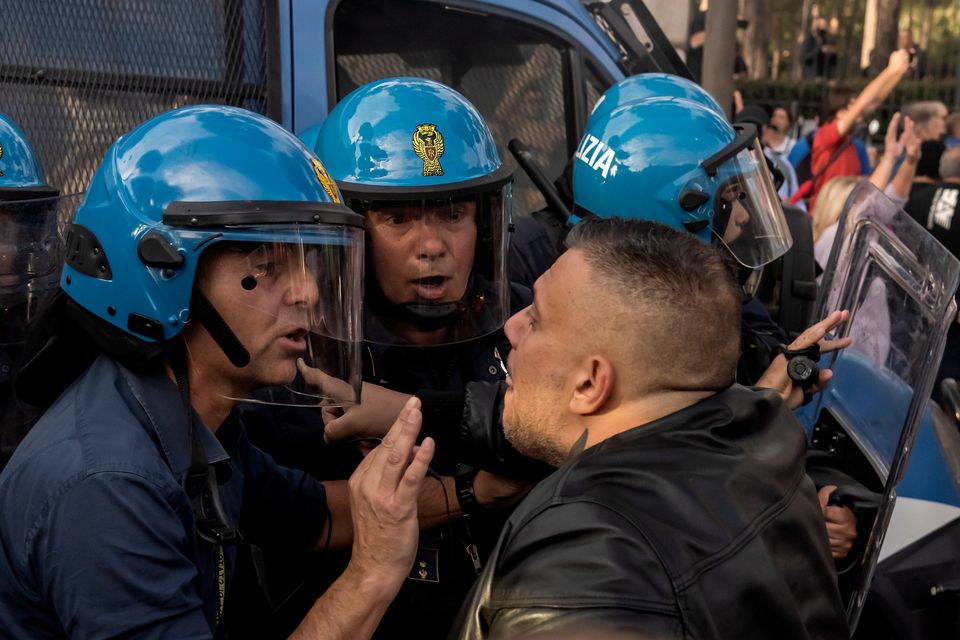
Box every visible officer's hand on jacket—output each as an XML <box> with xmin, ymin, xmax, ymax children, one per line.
<box><xmin>347</xmin><ymin>397</ymin><xmax>435</xmax><ymax>592</ymax></box>
<box><xmin>298</xmin><ymin>359</ymin><xmax>411</xmax><ymax>443</ymax></box>
<box><xmin>756</xmin><ymin>310</ymin><xmax>852</xmax><ymax>409</ymax></box>
<box><xmin>818</xmin><ymin>485</ymin><xmax>858</xmax><ymax>560</ymax></box>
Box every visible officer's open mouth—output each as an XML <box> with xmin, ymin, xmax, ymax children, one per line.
<box><xmin>411</xmin><ymin>275</ymin><xmax>450</xmax><ymax>300</ymax></box>
<box><xmin>282</xmin><ymin>328</ymin><xmax>309</xmax><ymax>346</ymax></box>
<box><xmin>412</xmin><ymin>275</ymin><xmax>449</xmax><ymax>287</ymax></box>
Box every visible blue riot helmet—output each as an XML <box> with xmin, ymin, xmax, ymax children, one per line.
<box><xmin>53</xmin><ymin>105</ymin><xmax>365</xmax><ymax>408</ymax></box>
<box><xmin>312</xmin><ymin>77</ymin><xmax>512</xmax><ymax>346</ymax></box>
<box><xmin>588</xmin><ymin>73</ymin><xmax>725</xmax><ymax>127</ymax></box>
<box><xmin>573</xmin><ymin>97</ymin><xmax>792</xmax><ymax>269</ymax></box>
<box><xmin>0</xmin><ymin>113</ymin><xmax>67</xmax><ymax>348</ymax></box>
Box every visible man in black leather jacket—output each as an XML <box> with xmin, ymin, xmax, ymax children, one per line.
<box><xmin>453</xmin><ymin>217</ymin><xmax>849</xmax><ymax>640</ymax></box>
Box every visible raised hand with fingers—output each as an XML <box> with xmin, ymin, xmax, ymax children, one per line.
<box><xmin>756</xmin><ymin>310</ymin><xmax>852</xmax><ymax>409</ymax></box>
<box><xmin>347</xmin><ymin>396</ymin><xmax>435</xmax><ymax>592</ymax></box>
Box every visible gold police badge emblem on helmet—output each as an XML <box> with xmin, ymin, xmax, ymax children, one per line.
<box><xmin>412</xmin><ymin>124</ymin><xmax>444</xmax><ymax>177</ymax></box>
<box><xmin>311</xmin><ymin>158</ymin><xmax>341</xmax><ymax>203</ymax></box>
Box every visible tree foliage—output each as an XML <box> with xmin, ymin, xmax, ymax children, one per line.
<box><xmin>741</xmin><ymin>0</ymin><xmax>960</xmax><ymax>82</ymax></box>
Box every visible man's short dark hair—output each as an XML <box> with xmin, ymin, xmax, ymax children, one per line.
<box><xmin>566</xmin><ymin>217</ymin><xmax>741</xmax><ymax>391</ymax></box>
<box><xmin>821</xmin><ymin>87</ymin><xmax>857</xmax><ymax>123</ymax></box>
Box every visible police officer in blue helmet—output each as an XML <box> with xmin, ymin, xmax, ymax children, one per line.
<box><xmin>0</xmin><ymin>113</ymin><xmax>70</xmax><ymax>470</ymax></box>
<box><xmin>571</xmin><ymin>92</ymin><xmax>854</xmax><ymax>395</ymax></box>
<box><xmin>293</xmin><ymin>78</ymin><xmax>531</xmax><ymax>639</ymax></box>
<box><xmin>313</xmin><ymin>77</ymin><xmax>514</xmax><ymax>347</ymax></box>
<box><xmin>574</xmin><ymin>95</ymin><xmax>793</xmax><ymax>271</ymax></box>
<box><xmin>0</xmin><ymin>105</ymin><xmax>445</xmax><ymax>639</ymax></box>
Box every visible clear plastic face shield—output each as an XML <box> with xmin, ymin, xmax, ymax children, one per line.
<box><xmin>356</xmin><ymin>185</ymin><xmax>511</xmax><ymax>346</ymax></box>
<box><xmin>190</xmin><ymin>222</ymin><xmax>365</xmax><ymax>408</ymax></box>
<box><xmin>0</xmin><ymin>193</ymin><xmax>79</xmax><ymax>346</ymax></box>
<box><xmin>795</xmin><ymin>182</ymin><xmax>960</xmax><ymax>629</ymax></box>
<box><xmin>704</xmin><ymin>124</ymin><xmax>793</xmax><ymax>269</ymax></box>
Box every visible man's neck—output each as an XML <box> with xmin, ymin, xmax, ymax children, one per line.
<box><xmin>164</xmin><ymin>360</ymin><xmax>238</xmax><ymax>432</ymax></box>
<box><xmin>579</xmin><ymin>388</ymin><xmax>717</xmax><ymax>451</ymax></box>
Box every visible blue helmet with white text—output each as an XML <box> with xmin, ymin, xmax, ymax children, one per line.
<box><xmin>573</xmin><ymin>97</ymin><xmax>792</xmax><ymax>269</ymax></box>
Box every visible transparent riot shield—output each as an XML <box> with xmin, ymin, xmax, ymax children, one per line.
<box><xmin>797</xmin><ymin>181</ymin><xmax>960</xmax><ymax>631</ymax></box>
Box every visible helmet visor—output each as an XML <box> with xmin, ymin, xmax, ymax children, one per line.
<box><xmin>711</xmin><ymin>140</ymin><xmax>793</xmax><ymax>269</ymax></box>
<box><xmin>192</xmin><ymin>223</ymin><xmax>364</xmax><ymax>408</ymax></box>
<box><xmin>0</xmin><ymin>193</ymin><xmax>81</xmax><ymax>345</ymax></box>
<box><xmin>359</xmin><ymin>186</ymin><xmax>511</xmax><ymax>345</ymax></box>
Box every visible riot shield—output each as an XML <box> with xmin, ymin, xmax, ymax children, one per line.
<box><xmin>797</xmin><ymin>181</ymin><xmax>960</xmax><ymax>631</ymax></box>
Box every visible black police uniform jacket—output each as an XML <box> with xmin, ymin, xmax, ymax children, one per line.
<box><xmin>452</xmin><ymin>385</ymin><xmax>850</xmax><ymax>640</ymax></box>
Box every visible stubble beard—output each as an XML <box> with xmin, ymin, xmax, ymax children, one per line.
<box><xmin>502</xmin><ymin>383</ymin><xmax>568</xmax><ymax>468</ymax></box>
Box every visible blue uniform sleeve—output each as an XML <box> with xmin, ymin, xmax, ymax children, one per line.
<box><xmin>34</xmin><ymin>471</ymin><xmax>212</xmax><ymax>639</ymax></box>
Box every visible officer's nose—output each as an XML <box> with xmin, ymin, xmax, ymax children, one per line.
<box><xmin>284</xmin><ymin>264</ymin><xmax>320</xmax><ymax>308</ymax></box>
<box><xmin>415</xmin><ymin>217</ymin><xmax>447</xmax><ymax>259</ymax></box>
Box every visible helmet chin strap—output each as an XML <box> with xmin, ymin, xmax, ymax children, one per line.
<box><xmin>397</xmin><ymin>300</ymin><xmax>469</xmax><ymax>331</ymax></box>
<box><xmin>370</xmin><ymin>274</ymin><xmax>486</xmax><ymax>333</ymax></box>
<box><xmin>191</xmin><ymin>289</ymin><xmax>251</xmax><ymax>368</ymax></box>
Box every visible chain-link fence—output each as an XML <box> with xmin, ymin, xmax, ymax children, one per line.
<box><xmin>0</xmin><ymin>0</ymin><xmax>278</xmax><ymax>196</ymax></box>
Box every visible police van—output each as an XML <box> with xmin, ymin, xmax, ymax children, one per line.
<box><xmin>2</xmin><ymin>1</ymin><xmax>957</xmax><ymax>637</ymax></box>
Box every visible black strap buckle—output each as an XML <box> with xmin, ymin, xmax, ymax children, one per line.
<box><xmin>780</xmin><ymin>343</ymin><xmax>821</xmax><ymax>392</ymax></box>
<box><xmin>454</xmin><ymin>463</ymin><xmax>481</xmax><ymax>518</ymax></box>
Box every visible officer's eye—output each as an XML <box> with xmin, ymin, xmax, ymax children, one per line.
<box><xmin>255</xmin><ymin>261</ymin><xmax>278</xmax><ymax>278</ymax></box>
<box><xmin>447</xmin><ymin>208</ymin><xmax>465</xmax><ymax>222</ymax></box>
<box><xmin>385</xmin><ymin>213</ymin><xmax>410</xmax><ymax>226</ymax></box>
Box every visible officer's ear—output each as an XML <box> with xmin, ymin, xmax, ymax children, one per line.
<box><xmin>568</xmin><ymin>355</ymin><xmax>615</xmax><ymax>416</ymax></box>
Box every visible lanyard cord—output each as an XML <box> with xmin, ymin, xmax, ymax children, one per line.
<box><xmin>169</xmin><ymin>339</ymin><xmax>238</xmax><ymax>637</ymax></box>
<box><xmin>216</xmin><ymin>546</ymin><xmax>227</xmax><ymax>637</ymax></box>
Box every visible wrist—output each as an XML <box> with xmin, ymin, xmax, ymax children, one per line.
<box><xmin>342</xmin><ymin>558</ymin><xmax>404</xmax><ymax>606</ymax></box>
<box><xmin>455</xmin><ymin>463</ymin><xmax>483</xmax><ymax>515</ymax></box>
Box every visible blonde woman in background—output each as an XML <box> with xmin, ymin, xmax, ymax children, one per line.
<box><xmin>812</xmin><ymin>176</ymin><xmax>863</xmax><ymax>268</ymax></box>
